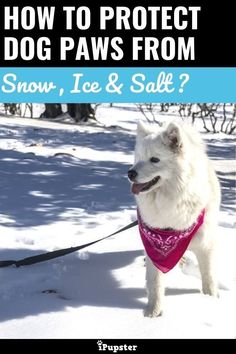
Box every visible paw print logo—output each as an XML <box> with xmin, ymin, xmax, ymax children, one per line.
<box><xmin>97</xmin><ymin>340</ymin><xmax>103</xmax><ymax>350</ymax></box>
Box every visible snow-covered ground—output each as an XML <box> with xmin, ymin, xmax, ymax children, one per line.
<box><xmin>0</xmin><ymin>104</ymin><xmax>235</xmax><ymax>339</ymax></box>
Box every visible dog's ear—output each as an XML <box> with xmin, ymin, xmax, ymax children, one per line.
<box><xmin>162</xmin><ymin>122</ymin><xmax>182</xmax><ymax>151</ymax></box>
<box><xmin>137</xmin><ymin>121</ymin><xmax>152</xmax><ymax>139</ymax></box>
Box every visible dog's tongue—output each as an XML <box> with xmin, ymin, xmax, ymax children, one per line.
<box><xmin>131</xmin><ymin>182</ymin><xmax>147</xmax><ymax>195</ymax></box>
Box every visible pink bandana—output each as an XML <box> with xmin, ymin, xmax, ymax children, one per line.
<box><xmin>138</xmin><ymin>209</ymin><xmax>205</xmax><ymax>273</ymax></box>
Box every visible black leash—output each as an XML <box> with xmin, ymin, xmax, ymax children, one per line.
<box><xmin>0</xmin><ymin>220</ymin><xmax>138</xmax><ymax>268</ymax></box>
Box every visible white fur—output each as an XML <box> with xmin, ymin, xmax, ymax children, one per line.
<box><xmin>131</xmin><ymin>121</ymin><xmax>221</xmax><ymax>317</ymax></box>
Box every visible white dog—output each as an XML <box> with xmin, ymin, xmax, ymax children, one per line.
<box><xmin>128</xmin><ymin>121</ymin><xmax>221</xmax><ymax>317</ymax></box>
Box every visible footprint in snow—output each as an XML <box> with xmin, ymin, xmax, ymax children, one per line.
<box><xmin>41</xmin><ymin>289</ymin><xmax>70</xmax><ymax>300</ymax></box>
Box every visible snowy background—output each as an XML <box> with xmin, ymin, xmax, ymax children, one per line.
<box><xmin>0</xmin><ymin>104</ymin><xmax>235</xmax><ymax>339</ymax></box>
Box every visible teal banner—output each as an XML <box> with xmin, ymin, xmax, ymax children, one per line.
<box><xmin>0</xmin><ymin>68</ymin><xmax>236</xmax><ymax>102</ymax></box>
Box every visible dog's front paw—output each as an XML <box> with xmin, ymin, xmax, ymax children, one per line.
<box><xmin>144</xmin><ymin>305</ymin><xmax>163</xmax><ymax>318</ymax></box>
<box><xmin>202</xmin><ymin>282</ymin><xmax>219</xmax><ymax>297</ymax></box>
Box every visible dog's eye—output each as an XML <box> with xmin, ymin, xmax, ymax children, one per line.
<box><xmin>150</xmin><ymin>157</ymin><xmax>160</xmax><ymax>163</ymax></box>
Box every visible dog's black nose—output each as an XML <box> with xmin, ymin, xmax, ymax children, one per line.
<box><xmin>128</xmin><ymin>169</ymin><xmax>137</xmax><ymax>181</ymax></box>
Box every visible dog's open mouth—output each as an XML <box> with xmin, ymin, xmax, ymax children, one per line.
<box><xmin>131</xmin><ymin>176</ymin><xmax>160</xmax><ymax>195</ymax></box>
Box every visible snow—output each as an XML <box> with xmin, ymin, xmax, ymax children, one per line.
<box><xmin>0</xmin><ymin>104</ymin><xmax>235</xmax><ymax>339</ymax></box>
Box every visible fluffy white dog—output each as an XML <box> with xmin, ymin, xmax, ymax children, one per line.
<box><xmin>128</xmin><ymin>121</ymin><xmax>221</xmax><ymax>317</ymax></box>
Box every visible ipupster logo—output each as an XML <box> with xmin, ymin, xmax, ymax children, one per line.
<box><xmin>97</xmin><ymin>340</ymin><xmax>137</xmax><ymax>352</ymax></box>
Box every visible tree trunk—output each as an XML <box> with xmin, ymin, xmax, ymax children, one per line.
<box><xmin>67</xmin><ymin>104</ymin><xmax>95</xmax><ymax>122</ymax></box>
<box><xmin>40</xmin><ymin>103</ymin><xmax>95</xmax><ymax>122</ymax></box>
<box><xmin>40</xmin><ymin>104</ymin><xmax>62</xmax><ymax>118</ymax></box>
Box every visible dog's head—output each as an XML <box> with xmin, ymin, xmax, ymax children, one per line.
<box><xmin>128</xmin><ymin>120</ymin><xmax>201</xmax><ymax>195</ymax></box>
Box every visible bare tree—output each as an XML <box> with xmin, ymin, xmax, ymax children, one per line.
<box><xmin>40</xmin><ymin>104</ymin><xmax>62</xmax><ymax>118</ymax></box>
<box><xmin>136</xmin><ymin>103</ymin><xmax>236</xmax><ymax>134</ymax></box>
<box><xmin>67</xmin><ymin>104</ymin><xmax>95</xmax><ymax>122</ymax></box>
<box><xmin>40</xmin><ymin>103</ymin><xmax>95</xmax><ymax>122</ymax></box>
<box><xmin>3</xmin><ymin>103</ymin><xmax>33</xmax><ymax>117</ymax></box>
<box><xmin>135</xmin><ymin>104</ymin><xmax>161</xmax><ymax>125</ymax></box>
